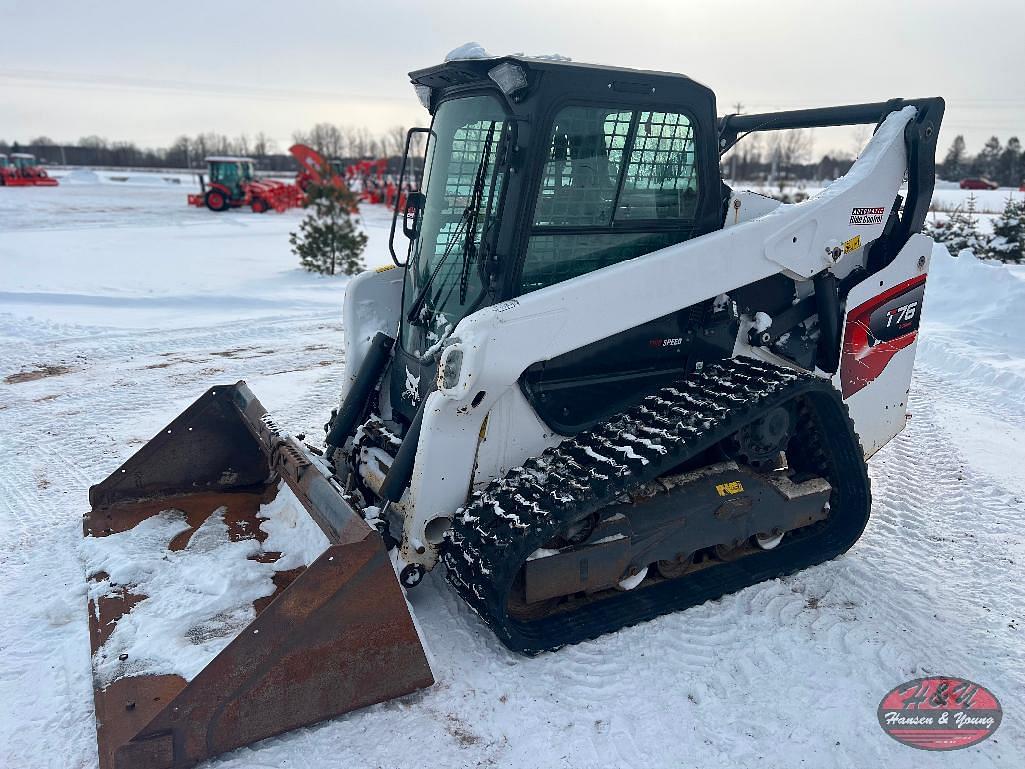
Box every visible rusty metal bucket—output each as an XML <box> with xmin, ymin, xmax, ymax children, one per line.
<box><xmin>83</xmin><ymin>383</ymin><xmax>433</xmax><ymax>769</ymax></box>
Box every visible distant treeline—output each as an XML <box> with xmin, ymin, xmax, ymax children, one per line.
<box><xmin>722</xmin><ymin>130</ymin><xmax>1025</xmax><ymax>187</ymax></box>
<box><xmin>3</xmin><ymin>124</ymin><xmax>1022</xmax><ymax>187</ymax></box>
<box><xmin>0</xmin><ymin>123</ymin><xmax>423</xmax><ymax>172</ymax></box>
<box><xmin>940</xmin><ymin>135</ymin><xmax>1024</xmax><ymax>187</ymax></box>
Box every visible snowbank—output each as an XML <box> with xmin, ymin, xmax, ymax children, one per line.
<box><xmin>922</xmin><ymin>244</ymin><xmax>1025</xmax><ymax>382</ymax></box>
<box><xmin>60</xmin><ymin>169</ymin><xmax>102</xmax><ymax>185</ymax></box>
<box><xmin>925</xmin><ymin>246</ymin><xmax>1025</xmax><ymax>338</ymax></box>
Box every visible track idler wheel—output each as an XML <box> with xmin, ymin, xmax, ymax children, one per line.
<box><xmin>729</xmin><ymin>405</ymin><xmax>794</xmax><ymax>466</ymax></box>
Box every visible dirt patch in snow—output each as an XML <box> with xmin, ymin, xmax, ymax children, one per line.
<box><xmin>4</xmin><ymin>364</ymin><xmax>72</xmax><ymax>384</ymax></box>
<box><xmin>443</xmin><ymin>713</ymin><xmax>482</xmax><ymax>747</ymax></box>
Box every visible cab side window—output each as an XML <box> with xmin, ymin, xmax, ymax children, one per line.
<box><xmin>617</xmin><ymin>111</ymin><xmax>698</xmax><ymax>220</ymax></box>
<box><xmin>519</xmin><ymin>106</ymin><xmax>700</xmax><ymax>294</ymax></box>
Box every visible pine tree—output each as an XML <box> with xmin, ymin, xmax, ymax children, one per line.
<box><xmin>977</xmin><ymin>136</ymin><xmax>1002</xmax><ymax>181</ymax></box>
<box><xmin>941</xmin><ymin>135</ymin><xmax>967</xmax><ymax>180</ymax></box>
<box><xmin>997</xmin><ymin>137</ymin><xmax>1021</xmax><ymax>188</ymax></box>
<box><xmin>290</xmin><ymin>181</ymin><xmax>367</xmax><ymax>275</ymax></box>
<box><xmin>928</xmin><ymin>194</ymin><xmax>990</xmax><ymax>257</ymax></box>
<box><xmin>989</xmin><ymin>195</ymin><xmax>1025</xmax><ymax>263</ymax></box>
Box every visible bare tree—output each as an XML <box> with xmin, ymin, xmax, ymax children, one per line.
<box><xmin>386</xmin><ymin>125</ymin><xmax>408</xmax><ymax>158</ymax></box>
<box><xmin>307</xmin><ymin>123</ymin><xmax>344</xmax><ymax>158</ymax></box>
<box><xmin>351</xmin><ymin>126</ymin><xmax>373</xmax><ymax>158</ymax></box>
<box><xmin>253</xmin><ymin>132</ymin><xmax>276</xmax><ymax>157</ymax></box>
<box><xmin>770</xmin><ymin>129</ymin><xmax>812</xmax><ymax>190</ymax></box>
<box><xmin>339</xmin><ymin>125</ymin><xmax>359</xmax><ymax>158</ymax></box>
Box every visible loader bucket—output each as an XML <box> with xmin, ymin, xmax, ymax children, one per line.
<box><xmin>82</xmin><ymin>383</ymin><xmax>433</xmax><ymax>769</ymax></box>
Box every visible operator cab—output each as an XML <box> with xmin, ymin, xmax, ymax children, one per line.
<box><xmin>390</xmin><ymin>56</ymin><xmax>729</xmax><ymax>432</ymax></box>
<box><xmin>206</xmin><ymin>156</ymin><xmax>253</xmax><ymax>196</ymax></box>
<box><xmin>0</xmin><ymin>154</ymin><xmax>8</xmax><ymax>169</ymax></box>
<box><xmin>11</xmin><ymin>153</ymin><xmax>38</xmax><ymax>170</ymax></box>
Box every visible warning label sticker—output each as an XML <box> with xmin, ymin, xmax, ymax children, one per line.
<box><xmin>850</xmin><ymin>207</ymin><xmax>886</xmax><ymax>225</ymax></box>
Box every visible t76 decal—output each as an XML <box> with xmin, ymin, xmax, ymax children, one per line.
<box><xmin>840</xmin><ymin>274</ymin><xmax>927</xmax><ymax>398</ymax></box>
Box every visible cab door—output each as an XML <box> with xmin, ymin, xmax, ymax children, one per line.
<box><xmin>516</xmin><ymin>104</ymin><xmax>725</xmax><ymax>434</ymax></box>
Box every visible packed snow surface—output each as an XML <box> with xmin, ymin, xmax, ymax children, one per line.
<box><xmin>1</xmin><ymin>177</ymin><xmax>1024</xmax><ymax>768</ymax></box>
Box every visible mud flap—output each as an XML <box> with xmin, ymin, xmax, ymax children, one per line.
<box><xmin>83</xmin><ymin>383</ymin><xmax>433</xmax><ymax>769</ymax></box>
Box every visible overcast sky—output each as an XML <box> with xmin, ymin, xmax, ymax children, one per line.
<box><xmin>3</xmin><ymin>0</ymin><xmax>1023</xmax><ymax>156</ymax></box>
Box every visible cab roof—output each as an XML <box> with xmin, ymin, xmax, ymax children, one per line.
<box><xmin>409</xmin><ymin>54</ymin><xmax>714</xmax><ymax>100</ymax></box>
<box><xmin>205</xmin><ymin>156</ymin><xmax>255</xmax><ymax>163</ymax></box>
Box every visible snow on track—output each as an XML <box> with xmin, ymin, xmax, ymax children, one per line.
<box><xmin>0</xmin><ymin>181</ymin><xmax>1023</xmax><ymax>769</ymax></box>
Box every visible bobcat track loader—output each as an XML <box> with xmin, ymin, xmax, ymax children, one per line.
<box><xmin>83</xmin><ymin>55</ymin><xmax>943</xmax><ymax>769</ymax></box>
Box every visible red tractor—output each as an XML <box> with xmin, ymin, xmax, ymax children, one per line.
<box><xmin>0</xmin><ymin>152</ymin><xmax>59</xmax><ymax>186</ymax></box>
<box><xmin>187</xmin><ymin>156</ymin><xmax>303</xmax><ymax>212</ymax></box>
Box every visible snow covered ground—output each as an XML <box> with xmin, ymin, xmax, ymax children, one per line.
<box><xmin>1</xmin><ymin>179</ymin><xmax>1023</xmax><ymax>769</ymax></box>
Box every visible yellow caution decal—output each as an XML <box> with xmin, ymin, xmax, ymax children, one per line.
<box><xmin>842</xmin><ymin>235</ymin><xmax>862</xmax><ymax>254</ymax></box>
<box><xmin>375</xmin><ymin>264</ymin><xmax>397</xmax><ymax>273</ymax></box>
<box><xmin>715</xmin><ymin>480</ymin><xmax>744</xmax><ymax>497</ymax></box>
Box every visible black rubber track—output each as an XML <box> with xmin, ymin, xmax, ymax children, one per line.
<box><xmin>442</xmin><ymin>358</ymin><xmax>871</xmax><ymax>655</ymax></box>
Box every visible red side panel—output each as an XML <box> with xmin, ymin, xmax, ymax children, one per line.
<box><xmin>840</xmin><ymin>274</ymin><xmax>927</xmax><ymax>398</ymax></box>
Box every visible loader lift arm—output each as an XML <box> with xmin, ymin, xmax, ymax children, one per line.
<box><xmin>718</xmin><ymin>97</ymin><xmax>945</xmax><ymax>261</ymax></box>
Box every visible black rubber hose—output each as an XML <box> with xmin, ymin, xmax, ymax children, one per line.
<box><xmin>813</xmin><ymin>272</ymin><xmax>842</xmax><ymax>374</ymax></box>
<box><xmin>325</xmin><ymin>332</ymin><xmax>394</xmax><ymax>448</ymax></box>
<box><xmin>379</xmin><ymin>400</ymin><xmax>425</xmax><ymax>504</ymax></box>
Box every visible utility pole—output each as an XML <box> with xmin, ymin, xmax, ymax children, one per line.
<box><xmin>730</xmin><ymin>102</ymin><xmax>744</xmax><ymax>181</ymax></box>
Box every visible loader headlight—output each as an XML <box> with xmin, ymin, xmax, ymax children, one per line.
<box><xmin>413</xmin><ymin>84</ymin><xmax>432</xmax><ymax>110</ymax></box>
<box><xmin>488</xmin><ymin>62</ymin><xmax>528</xmax><ymax>96</ymax></box>
<box><xmin>438</xmin><ymin>345</ymin><xmax>463</xmax><ymax>391</ymax></box>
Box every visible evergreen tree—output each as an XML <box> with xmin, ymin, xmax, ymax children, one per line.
<box><xmin>989</xmin><ymin>196</ymin><xmax>1025</xmax><ymax>263</ymax></box>
<box><xmin>941</xmin><ymin>135</ymin><xmax>967</xmax><ymax>180</ymax></box>
<box><xmin>977</xmin><ymin>136</ymin><xmax>1003</xmax><ymax>180</ymax></box>
<box><xmin>290</xmin><ymin>181</ymin><xmax>367</xmax><ymax>275</ymax></box>
<box><xmin>997</xmin><ymin>137</ymin><xmax>1022</xmax><ymax>188</ymax></box>
<box><xmin>927</xmin><ymin>194</ymin><xmax>990</xmax><ymax>257</ymax></box>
